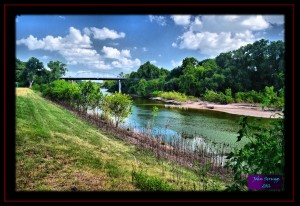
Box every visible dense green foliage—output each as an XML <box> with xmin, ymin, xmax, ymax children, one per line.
<box><xmin>225</xmin><ymin>116</ymin><xmax>284</xmax><ymax>191</ymax></box>
<box><xmin>203</xmin><ymin>88</ymin><xmax>234</xmax><ymax>104</ymax></box>
<box><xmin>103</xmin><ymin>39</ymin><xmax>284</xmax><ymax>109</ymax></box>
<box><xmin>101</xmin><ymin>92</ymin><xmax>133</xmax><ymax>127</ymax></box>
<box><xmin>202</xmin><ymin>86</ymin><xmax>284</xmax><ymax>109</ymax></box>
<box><xmin>16</xmin><ymin>57</ymin><xmax>67</xmax><ymax>87</ymax></box>
<box><xmin>235</xmin><ymin>90</ymin><xmax>264</xmax><ymax>103</ymax></box>
<box><xmin>152</xmin><ymin>91</ymin><xmax>189</xmax><ymax>102</ymax></box>
<box><xmin>39</xmin><ymin>80</ymin><xmax>132</xmax><ymax>128</ymax></box>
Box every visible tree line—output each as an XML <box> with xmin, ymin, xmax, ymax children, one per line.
<box><xmin>38</xmin><ymin>80</ymin><xmax>132</xmax><ymax>128</ymax></box>
<box><xmin>103</xmin><ymin>39</ymin><xmax>284</xmax><ymax>109</ymax></box>
<box><xmin>16</xmin><ymin>57</ymin><xmax>68</xmax><ymax>87</ymax></box>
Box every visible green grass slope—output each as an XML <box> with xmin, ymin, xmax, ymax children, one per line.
<box><xmin>16</xmin><ymin>88</ymin><xmax>226</xmax><ymax>191</ymax></box>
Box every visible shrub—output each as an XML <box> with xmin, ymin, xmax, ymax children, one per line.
<box><xmin>31</xmin><ymin>84</ymin><xmax>40</xmax><ymax>91</ymax></box>
<box><xmin>225</xmin><ymin>88</ymin><xmax>234</xmax><ymax>103</ymax></box>
<box><xmin>158</xmin><ymin>91</ymin><xmax>188</xmax><ymax>102</ymax></box>
<box><xmin>225</xmin><ymin>116</ymin><xmax>284</xmax><ymax>191</ymax></box>
<box><xmin>203</xmin><ymin>89</ymin><xmax>228</xmax><ymax>104</ymax></box>
<box><xmin>234</xmin><ymin>90</ymin><xmax>264</xmax><ymax>104</ymax></box>
<box><xmin>150</xmin><ymin>90</ymin><xmax>162</xmax><ymax>97</ymax></box>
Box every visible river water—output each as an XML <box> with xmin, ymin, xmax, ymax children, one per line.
<box><xmin>99</xmin><ymin>89</ymin><xmax>270</xmax><ymax>149</ymax></box>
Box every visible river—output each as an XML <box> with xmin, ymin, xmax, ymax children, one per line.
<box><xmin>99</xmin><ymin>89</ymin><xmax>270</xmax><ymax>149</ymax></box>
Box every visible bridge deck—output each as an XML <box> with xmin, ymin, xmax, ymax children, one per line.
<box><xmin>60</xmin><ymin>77</ymin><xmax>126</xmax><ymax>81</ymax></box>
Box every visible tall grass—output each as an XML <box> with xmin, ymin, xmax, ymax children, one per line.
<box><xmin>131</xmin><ymin>169</ymin><xmax>174</xmax><ymax>191</ymax></box>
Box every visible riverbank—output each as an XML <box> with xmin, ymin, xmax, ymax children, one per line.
<box><xmin>15</xmin><ymin>88</ymin><xmax>228</xmax><ymax>191</ymax></box>
<box><xmin>150</xmin><ymin>97</ymin><xmax>283</xmax><ymax>118</ymax></box>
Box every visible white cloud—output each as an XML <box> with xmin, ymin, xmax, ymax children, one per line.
<box><xmin>158</xmin><ymin>54</ymin><xmax>162</xmax><ymax>57</ymax></box>
<box><xmin>85</xmin><ymin>27</ymin><xmax>125</xmax><ymax>40</ymax></box>
<box><xmin>63</xmin><ymin>27</ymin><xmax>92</xmax><ymax>48</ymax></box>
<box><xmin>177</xmin><ymin>30</ymin><xmax>254</xmax><ymax>56</ymax></box>
<box><xmin>171</xmin><ymin>15</ymin><xmax>191</xmax><ymax>26</ymax></box>
<box><xmin>58</xmin><ymin>16</ymin><xmax>66</xmax><ymax>20</ymax></box>
<box><xmin>171</xmin><ymin>60</ymin><xmax>182</xmax><ymax>67</ymax></box>
<box><xmin>241</xmin><ymin>15</ymin><xmax>269</xmax><ymax>30</ymax></box>
<box><xmin>77</xmin><ymin>70</ymin><xmax>92</xmax><ymax>74</ymax></box>
<box><xmin>264</xmin><ymin>15</ymin><xmax>284</xmax><ymax>25</ymax></box>
<box><xmin>83</xmin><ymin>27</ymin><xmax>91</xmax><ymax>36</ymax></box>
<box><xmin>150</xmin><ymin>60</ymin><xmax>157</xmax><ymax>64</ymax></box>
<box><xmin>41</xmin><ymin>55</ymin><xmax>49</xmax><ymax>60</ymax></box>
<box><xmin>102</xmin><ymin>46</ymin><xmax>141</xmax><ymax>69</ymax></box>
<box><xmin>142</xmin><ymin>47</ymin><xmax>148</xmax><ymax>52</ymax></box>
<box><xmin>172</xmin><ymin>15</ymin><xmax>276</xmax><ymax>56</ymax></box>
<box><xmin>149</xmin><ymin>15</ymin><xmax>167</xmax><ymax>26</ymax></box>
<box><xmin>17</xmin><ymin>35</ymin><xmax>46</xmax><ymax>50</ymax></box>
<box><xmin>111</xmin><ymin>58</ymin><xmax>141</xmax><ymax>69</ymax></box>
<box><xmin>17</xmin><ymin>26</ymin><xmax>139</xmax><ymax>70</ymax></box>
<box><xmin>223</xmin><ymin>15</ymin><xmax>239</xmax><ymax>21</ymax></box>
<box><xmin>65</xmin><ymin>70</ymin><xmax>123</xmax><ymax>78</ymax></box>
<box><xmin>102</xmin><ymin>46</ymin><xmax>131</xmax><ymax>59</ymax></box>
<box><xmin>16</xmin><ymin>27</ymin><xmax>110</xmax><ymax>69</ymax></box>
<box><xmin>190</xmin><ymin>16</ymin><xmax>203</xmax><ymax>32</ymax></box>
<box><xmin>193</xmin><ymin>15</ymin><xmax>270</xmax><ymax>33</ymax></box>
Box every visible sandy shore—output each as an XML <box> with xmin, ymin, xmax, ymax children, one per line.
<box><xmin>150</xmin><ymin>97</ymin><xmax>283</xmax><ymax>119</ymax></box>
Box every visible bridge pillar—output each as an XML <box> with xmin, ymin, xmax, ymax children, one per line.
<box><xmin>118</xmin><ymin>80</ymin><xmax>121</xmax><ymax>93</ymax></box>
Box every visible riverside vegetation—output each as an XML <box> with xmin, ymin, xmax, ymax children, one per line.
<box><xmin>16</xmin><ymin>80</ymin><xmax>284</xmax><ymax>191</ymax></box>
<box><xmin>16</xmin><ymin>88</ymin><xmax>228</xmax><ymax>191</ymax></box>
<box><xmin>103</xmin><ymin>39</ymin><xmax>284</xmax><ymax>111</ymax></box>
<box><xmin>15</xmin><ymin>38</ymin><xmax>285</xmax><ymax>191</ymax></box>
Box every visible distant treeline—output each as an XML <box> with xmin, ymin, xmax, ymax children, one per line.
<box><xmin>16</xmin><ymin>57</ymin><xmax>68</xmax><ymax>87</ymax></box>
<box><xmin>103</xmin><ymin>39</ymin><xmax>284</xmax><ymax>109</ymax></box>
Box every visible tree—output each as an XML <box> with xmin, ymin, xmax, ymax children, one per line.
<box><xmin>80</xmin><ymin>81</ymin><xmax>99</xmax><ymax>113</ymax></box>
<box><xmin>16</xmin><ymin>58</ymin><xmax>27</xmax><ymax>87</ymax></box>
<box><xmin>103</xmin><ymin>92</ymin><xmax>133</xmax><ymax>127</ymax></box>
<box><xmin>69</xmin><ymin>83</ymin><xmax>82</xmax><ymax>110</ymax></box>
<box><xmin>262</xmin><ymin>86</ymin><xmax>278</xmax><ymax>110</ymax></box>
<box><xmin>47</xmin><ymin>60</ymin><xmax>68</xmax><ymax>82</ymax></box>
<box><xmin>225</xmin><ymin>116</ymin><xmax>284</xmax><ymax>191</ymax></box>
<box><xmin>182</xmin><ymin>57</ymin><xmax>199</xmax><ymax>69</ymax></box>
<box><xmin>24</xmin><ymin>57</ymin><xmax>44</xmax><ymax>87</ymax></box>
<box><xmin>137</xmin><ymin>79</ymin><xmax>147</xmax><ymax>96</ymax></box>
<box><xmin>87</xmin><ymin>84</ymin><xmax>103</xmax><ymax>116</ymax></box>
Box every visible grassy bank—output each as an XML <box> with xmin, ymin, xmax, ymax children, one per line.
<box><xmin>16</xmin><ymin>88</ymin><xmax>227</xmax><ymax>191</ymax></box>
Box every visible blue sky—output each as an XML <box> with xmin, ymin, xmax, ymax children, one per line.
<box><xmin>16</xmin><ymin>15</ymin><xmax>284</xmax><ymax>78</ymax></box>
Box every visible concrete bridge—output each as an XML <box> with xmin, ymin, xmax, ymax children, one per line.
<box><xmin>59</xmin><ymin>77</ymin><xmax>126</xmax><ymax>93</ymax></box>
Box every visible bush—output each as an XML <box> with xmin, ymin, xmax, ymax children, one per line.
<box><xmin>158</xmin><ymin>91</ymin><xmax>188</xmax><ymax>102</ymax></box>
<box><xmin>31</xmin><ymin>84</ymin><xmax>40</xmax><ymax>91</ymax></box>
<box><xmin>150</xmin><ymin>90</ymin><xmax>162</xmax><ymax>97</ymax></box>
<box><xmin>225</xmin><ymin>88</ymin><xmax>234</xmax><ymax>103</ymax></box>
<box><xmin>203</xmin><ymin>89</ymin><xmax>228</xmax><ymax>104</ymax></box>
<box><xmin>234</xmin><ymin>90</ymin><xmax>264</xmax><ymax>104</ymax></box>
<box><xmin>225</xmin><ymin>116</ymin><xmax>284</xmax><ymax>191</ymax></box>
